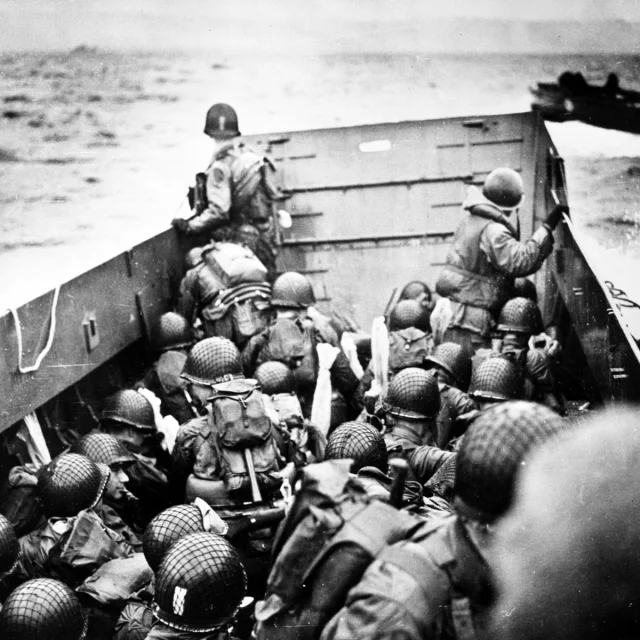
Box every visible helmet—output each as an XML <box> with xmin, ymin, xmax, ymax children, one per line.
<box><xmin>455</xmin><ymin>400</ymin><xmax>564</xmax><ymax>520</ymax></box>
<box><xmin>482</xmin><ymin>167</ymin><xmax>524</xmax><ymax>209</ymax></box>
<box><xmin>388</xmin><ymin>299</ymin><xmax>431</xmax><ymax>332</ymax></box>
<box><xmin>512</xmin><ymin>277</ymin><xmax>538</xmax><ymax>303</ymax></box>
<box><xmin>271</xmin><ymin>272</ymin><xmax>316</xmax><ymax>309</ymax></box>
<box><xmin>424</xmin><ymin>342</ymin><xmax>471</xmax><ymax>389</ymax></box>
<box><xmin>0</xmin><ymin>514</ymin><xmax>19</xmax><ymax>575</ymax></box>
<box><xmin>0</xmin><ymin>579</ymin><xmax>87</xmax><ymax>640</ymax></box>
<box><xmin>255</xmin><ymin>361</ymin><xmax>296</xmax><ymax>395</ymax></box>
<box><xmin>468</xmin><ymin>357</ymin><xmax>520</xmax><ymax>402</ymax></box>
<box><xmin>150</xmin><ymin>312</ymin><xmax>195</xmax><ymax>352</ymax></box>
<box><xmin>101</xmin><ymin>390</ymin><xmax>156</xmax><ymax>431</ymax></box>
<box><xmin>143</xmin><ymin>505</ymin><xmax>211</xmax><ymax>572</ymax></box>
<box><xmin>383</xmin><ymin>368</ymin><xmax>440</xmax><ymax>420</ymax></box>
<box><xmin>203</xmin><ymin>103</ymin><xmax>240</xmax><ymax>139</ymax></box>
<box><xmin>37</xmin><ymin>454</ymin><xmax>109</xmax><ymax>518</ymax></box>
<box><xmin>185</xmin><ymin>247</ymin><xmax>203</xmax><ymax>270</ymax></box>
<box><xmin>233</xmin><ymin>224</ymin><xmax>260</xmax><ymax>252</ymax></box>
<box><xmin>399</xmin><ymin>280</ymin><xmax>432</xmax><ymax>303</ymax></box>
<box><xmin>325</xmin><ymin>421</ymin><xmax>388</xmax><ymax>473</ymax></box>
<box><xmin>498</xmin><ymin>297</ymin><xmax>543</xmax><ymax>335</ymax></box>
<box><xmin>70</xmin><ymin>432</ymin><xmax>134</xmax><ymax>467</ymax></box>
<box><xmin>154</xmin><ymin>532</ymin><xmax>247</xmax><ymax>633</ymax></box>
<box><xmin>181</xmin><ymin>337</ymin><xmax>243</xmax><ymax>386</ymax></box>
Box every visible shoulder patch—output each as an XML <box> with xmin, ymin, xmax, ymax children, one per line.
<box><xmin>212</xmin><ymin>165</ymin><xmax>226</xmax><ymax>184</ymax></box>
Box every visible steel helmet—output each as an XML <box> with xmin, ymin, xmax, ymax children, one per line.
<box><xmin>512</xmin><ymin>277</ymin><xmax>538</xmax><ymax>303</ymax></box>
<box><xmin>271</xmin><ymin>272</ymin><xmax>316</xmax><ymax>309</ymax></box>
<box><xmin>150</xmin><ymin>312</ymin><xmax>195</xmax><ymax>352</ymax></box>
<box><xmin>0</xmin><ymin>579</ymin><xmax>87</xmax><ymax>640</ymax></box>
<box><xmin>203</xmin><ymin>103</ymin><xmax>240</xmax><ymax>139</ymax></box>
<box><xmin>388</xmin><ymin>299</ymin><xmax>431</xmax><ymax>332</ymax></box>
<box><xmin>399</xmin><ymin>280</ymin><xmax>432</xmax><ymax>304</ymax></box>
<box><xmin>181</xmin><ymin>337</ymin><xmax>243</xmax><ymax>386</ymax></box>
<box><xmin>69</xmin><ymin>432</ymin><xmax>134</xmax><ymax>467</ymax></box>
<box><xmin>154</xmin><ymin>532</ymin><xmax>247</xmax><ymax>632</ymax></box>
<box><xmin>498</xmin><ymin>297</ymin><xmax>544</xmax><ymax>335</ymax></box>
<box><xmin>383</xmin><ymin>368</ymin><xmax>440</xmax><ymax>420</ymax></box>
<box><xmin>101</xmin><ymin>390</ymin><xmax>156</xmax><ymax>431</ymax></box>
<box><xmin>468</xmin><ymin>357</ymin><xmax>520</xmax><ymax>402</ymax></box>
<box><xmin>0</xmin><ymin>514</ymin><xmax>19</xmax><ymax>575</ymax></box>
<box><xmin>425</xmin><ymin>342</ymin><xmax>471</xmax><ymax>390</ymax></box>
<box><xmin>143</xmin><ymin>505</ymin><xmax>211</xmax><ymax>572</ymax></box>
<box><xmin>482</xmin><ymin>167</ymin><xmax>524</xmax><ymax>210</ymax></box>
<box><xmin>325</xmin><ymin>421</ymin><xmax>388</xmax><ymax>473</ymax></box>
<box><xmin>255</xmin><ymin>361</ymin><xmax>296</xmax><ymax>395</ymax></box>
<box><xmin>36</xmin><ymin>454</ymin><xmax>109</xmax><ymax>518</ymax></box>
<box><xmin>454</xmin><ymin>400</ymin><xmax>564</xmax><ymax>520</ymax></box>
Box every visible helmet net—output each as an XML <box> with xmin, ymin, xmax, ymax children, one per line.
<box><xmin>69</xmin><ymin>432</ymin><xmax>133</xmax><ymax>467</ymax></box>
<box><xmin>388</xmin><ymin>299</ymin><xmax>431</xmax><ymax>332</ymax></box>
<box><xmin>271</xmin><ymin>272</ymin><xmax>316</xmax><ymax>309</ymax></box>
<box><xmin>181</xmin><ymin>337</ymin><xmax>243</xmax><ymax>386</ymax></box>
<box><xmin>384</xmin><ymin>368</ymin><xmax>440</xmax><ymax>419</ymax></box>
<box><xmin>255</xmin><ymin>361</ymin><xmax>296</xmax><ymax>395</ymax></box>
<box><xmin>426</xmin><ymin>342</ymin><xmax>470</xmax><ymax>389</ymax></box>
<box><xmin>325</xmin><ymin>421</ymin><xmax>388</xmax><ymax>473</ymax></box>
<box><xmin>469</xmin><ymin>357</ymin><xmax>520</xmax><ymax>401</ymax></box>
<box><xmin>151</xmin><ymin>312</ymin><xmax>194</xmax><ymax>352</ymax></box>
<box><xmin>498</xmin><ymin>297</ymin><xmax>543</xmax><ymax>335</ymax></box>
<box><xmin>101</xmin><ymin>390</ymin><xmax>155</xmax><ymax>430</ymax></box>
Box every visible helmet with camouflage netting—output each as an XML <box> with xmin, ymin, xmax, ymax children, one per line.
<box><xmin>0</xmin><ymin>514</ymin><xmax>19</xmax><ymax>575</ymax></box>
<box><xmin>255</xmin><ymin>361</ymin><xmax>296</xmax><ymax>395</ymax></box>
<box><xmin>425</xmin><ymin>342</ymin><xmax>471</xmax><ymax>390</ymax></box>
<box><xmin>388</xmin><ymin>299</ymin><xmax>431</xmax><ymax>332</ymax></box>
<box><xmin>69</xmin><ymin>432</ymin><xmax>134</xmax><ymax>467</ymax></box>
<box><xmin>383</xmin><ymin>368</ymin><xmax>440</xmax><ymax>420</ymax></box>
<box><xmin>101</xmin><ymin>390</ymin><xmax>156</xmax><ymax>431</ymax></box>
<box><xmin>455</xmin><ymin>400</ymin><xmax>564</xmax><ymax>520</ymax></box>
<box><xmin>271</xmin><ymin>272</ymin><xmax>316</xmax><ymax>309</ymax></box>
<box><xmin>498</xmin><ymin>297</ymin><xmax>544</xmax><ymax>335</ymax></box>
<box><xmin>154</xmin><ymin>532</ymin><xmax>247</xmax><ymax>633</ymax></box>
<box><xmin>468</xmin><ymin>357</ymin><xmax>520</xmax><ymax>402</ymax></box>
<box><xmin>150</xmin><ymin>312</ymin><xmax>195</xmax><ymax>352</ymax></box>
<box><xmin>37</xmin><ymin>453</ymin><xmax>109</xmax><ymax>518</ymax></box>
<box><xmin>0</xmin><ymin>578</ymin><xmax>87</xmax><ymax>640</ymax></box>
<box><xmin>143</xmin><ymin>504</ymin><xmax>213</xmax><ymax>572</ymax></box>
<box><xmin>181</xmin><ymin>337</ymin><xmax>243</xmax><ymax>386</ymax></box>
<box><xmin>399</xmin><ymin>280</ymin><xmax>432</xmax><ymax>304</ymax></box>
<box><xmin>325</xmin><ymin>421</ymin><xmax>388</xmax><ymax>473</ymax></box>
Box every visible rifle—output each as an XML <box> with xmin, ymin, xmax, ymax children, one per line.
<box><xmin>184</xmin><ymin>172</ymin><xmax>209</xmax><ymax>224</ymax></box>
<box><xmin>225</xmin><ymin>506</ymin><xmax>286</xmax><ymax>539</ymax></box>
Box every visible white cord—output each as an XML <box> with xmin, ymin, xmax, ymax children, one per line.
<box><xmin>9</xmin><ymin>284</ymin><xmax>61</xmax><ymax>373</ymax></box>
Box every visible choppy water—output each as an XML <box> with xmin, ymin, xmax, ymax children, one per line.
<box><xmin>2</xmin><ymin>48</ymin><xmax>640</xmax><ymax>309</ymax></box>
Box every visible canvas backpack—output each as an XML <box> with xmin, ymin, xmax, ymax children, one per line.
<box><xmin>209</xmin><ymin>378</ymin><xmax>283</xmax><ymax>501</ymax></box>
<box><xmin>388</xmin><ymin>327</ymin><xmax>433</xmax><ymax>374</ymax></box>
<box><xmin>253</xmin><ymin>460</ymin><xmax>428</xmax><ymax>640</ymax></box>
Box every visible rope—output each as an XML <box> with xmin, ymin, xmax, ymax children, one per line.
<box><xmin>9</xmin><ymin>284</ymin><xmax>61</xmax><ymax>374</ymax></box>
<box><xmin>604</xmin><ymin>280</ymin><xmax>640</xmax><ymax>310</ymax></box>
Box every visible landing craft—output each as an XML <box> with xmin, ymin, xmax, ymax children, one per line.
<box><xmin>1</xmin><ymin>111</ymin><xmax>638</xmax><ymax>458</ymax></box>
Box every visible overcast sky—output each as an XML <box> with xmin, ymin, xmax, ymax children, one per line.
<box><xmin>1</xmin><ymin>0</ymin><xmax>639</xmax><ymax>52</ymax></box>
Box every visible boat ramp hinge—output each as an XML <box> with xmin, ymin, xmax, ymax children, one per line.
<box><xmin>573</xmin><ymin>287</ymin><xmax>584</xmax><ymax>296</ymax></box>
<box><xmin>82</xmin><ymin>314</ymin><xmax>100</xmax><ymax>353</ymax></box>
<box><xmin>611</xmin><ymin>367</ymin><xmax>629</xmax><ymax>380</ymax></box>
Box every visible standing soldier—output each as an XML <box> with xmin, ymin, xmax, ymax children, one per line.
<box><xmin>436</xmin><ymin>167</ymin><xmax>568</xmax><ymax>355</ymax></box>
<box><xmin>171</xmin><ymin>103</ymin><xmax>281</xmax><ymax>275</ymax></box>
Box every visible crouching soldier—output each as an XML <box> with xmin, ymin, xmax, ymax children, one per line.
<box><xmin>322</xmin><ymin>401</ymin><xmax>565</xmax><ymax>640</ymax></box>
<box><xmin>148</xmin><ymin>532</ymin><xmax>247</xmax><ymax>640</ymax></box>
<box><xmin>16</xmin><ymin>453</ymin><xmax>138</xmax><ymax>586</ymax></box>
<box><xmin>496</xmin><ymin>297</ymin><xmax>566</xmax><ymax>414</ymax></box>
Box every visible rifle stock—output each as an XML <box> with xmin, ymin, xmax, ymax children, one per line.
<box><xmin>226</xmin><ymin>507</ymin><xmax>286</xmax><ymax>538</ymax></box>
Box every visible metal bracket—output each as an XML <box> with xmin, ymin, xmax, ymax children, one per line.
<box><xmin>82</xmin><ymin>314</ymin><xmax>100</xmax><ymax>353</ymax></box>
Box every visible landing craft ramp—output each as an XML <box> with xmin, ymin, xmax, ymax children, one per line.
<box><xmin>1</xmin><ymin>111</ymin><xmax>639</xmax><ymax>435</ymax></box>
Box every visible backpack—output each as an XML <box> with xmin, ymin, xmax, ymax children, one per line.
<box><xmin>202</xmin><ymin>282</ymin><xmax>272</xmax><ymax>347</ymax></box>
<box><xmin>202</xmin><ymin>242</ymin><xmax>267</xmax><ymax>288</ymax></box>
<box><xmin>388</xmin><ymin>328</ymin><xmax>433</xmax><ymax>374</ymax></box>
<box><xmin>293</xmin><ymin>324</ymin><xmax>319</xmax><ymax>392</ymax></box>
<box><xmin>209</xmin><ymin>378</ymin><xmax>283</xmax><ymax>501</ymax></box>
<box><xmin>253</xmin><ymin>460</ymin><xmax>428</xmax><ymax>640</ymax></box>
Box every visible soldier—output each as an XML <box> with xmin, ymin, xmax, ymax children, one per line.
<box><xmin>399</xmin><ymin>280</ymin><xmax>433</xmax><ymax>310</ymax></box>
<box><xmin>148</xmin><ymin>532</ymin><xmax>247</xmax><ymax>640</ymax></box>
<box><xmin>16</xmin><ymin>454</ymin><xmax>138</xmax><ymax>586</ymax></box>
<box><xmin>467</xmin><ymin>356</ymin><xmax>521</xmax><ymax>411</ymax></box>
<box><xmin>496</xmin><ymin>297</ymin><xmax>565</xmax><ymax>413</ymax></box>
<box><xmin>382</xmin><ymin>367</ymin><xmax>441</xmax><ymax>456</ymax></box>
<box><xmin>101</xmin><ymin>390</ymin><xmax>172</xmax><ymax>522</ymax></box>
<box><xmin>325</xmin><ymin>421</ymin><xmax>389</xmax><ymax>475</ymax></box>
<box><xmin>171</xmin><ymin>103</ymin><xmax>280</xmax><ymax>274</ymax></box>
<box><xmin>436</xmin><ymin>166</ymin><xmax>568</xmax><ymax>354</ymax></box>
<box><xmin>489</xmin><ymin>406</ymin><xmax>640</xmax><ymax>640</ymax></box>
<box><xmin>0</xmin><ymin>578</ymin><xmax>88</xmax><ymax>640</ymax></box>
<box><xmin>139</xmin><ymin>312</ymin><xmax>196</xmax><ymax>425</ymax></box>
<box><xmin>322</xmin><ymin>401</ymin><xmax>565</xmax><ymax>640</ymax></box>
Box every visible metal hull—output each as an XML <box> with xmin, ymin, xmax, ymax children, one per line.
<box><xmin>1</xmin><ymin>110</ymin><xmax>638</xmax><ymax>434</ymax></box>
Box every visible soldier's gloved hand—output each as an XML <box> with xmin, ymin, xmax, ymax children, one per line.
<box><xmin>543</xmin><ymin>204</ymin><xmax>569</xmax><ymax>231</ymax></box>
<box><xmin>171</xmin><ymin>217</ymin><xmax>190</xmax><ymax>234</ymax></box>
